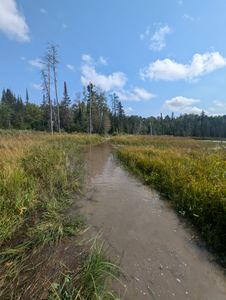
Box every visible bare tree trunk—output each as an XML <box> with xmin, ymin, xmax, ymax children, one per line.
<box><xmin>48</xmin><ymin>63</ymin><xmax>53</xmax><ymax>135</ymax></box>
<box><xmin>41</xmin><ymin>67</ymin><xmax>53</xmax><ymax>135</ymax></box>
<box><xmin>53</xmin><ymin>66</ymin><xmax>60</xmax><ymax>133</ymax></box>
<box><xmin>50</xmin><ymin>44</ymin><xmax>61</xmax><ymax>133</ymax></box>
<box><xmin>89</xmin><ymin>97</ymin><xmax>92</xmax><ymax>134</ymax></box>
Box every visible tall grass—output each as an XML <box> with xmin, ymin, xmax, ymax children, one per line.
<box><xmin>113</xmin><ymin>135</ymin><xmax>226</xmax><ymax>261</ymax></box>
<box><xmin>0</xmin><ymin>133</ymin><xmax>102</xmax><ymax>244</ymax></box>
<box><xmin>48</xmin><ymin>239</ymin><xmax>119</xmax><ymax>300</ymax></box>
<box><xmin>0</xmin><ymin>132</ymin><xmax>115</xmax><ymax>298</ymax></box>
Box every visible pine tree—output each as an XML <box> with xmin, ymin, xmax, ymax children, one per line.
<box><xmin>60</xmin><ymin>81</ymin><xmax>72</xmax><ymax>132</ymax></box>
<box><xmin>26</xmin><ymin>88</ymin><xmax>29</xmax><ymax>104</ymax></box>
<box><xmin>117</xmin><ymin>101</ymin><xmax>125</xmax><ymax>133</ymax></box>
<box><xmin>110</xmin><ymin>93</ymin><xmax>119</xmax><ymax>133</ymax></box>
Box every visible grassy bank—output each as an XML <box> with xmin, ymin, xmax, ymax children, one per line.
<box><xmin>0</xmin><ymin>132</ymin><xmax>118</xmax><ymax>299</ymax></box>
<box><xmin>113</xmin><ymin>135</ymin><xmax>226</xmax><ymax>261</ymax></box>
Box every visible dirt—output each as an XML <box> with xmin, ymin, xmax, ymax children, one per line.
<box><xmin>80</xmin><ymin>143</ymin><xmax>226</xmax><ymax>300</ymax></box>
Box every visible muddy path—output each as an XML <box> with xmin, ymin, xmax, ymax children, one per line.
<box><xmin>79</xmin><ymin>143</ymin><xmax>226</xmax><ymax>300</ymax></box>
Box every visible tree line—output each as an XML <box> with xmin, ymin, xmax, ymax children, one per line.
<box><xmin>1</xmin><ymin>85</ymin><xmax>226</xmax><ymax>138</ymax></box>
<box><xmin>1</xmin><ymin>43</ymin><xmax>226</xmax><ymax>138</ymax></box>
<box><xmin>0</xmin><ymin>83</ymin><xmax>122</xmax><ymax>134</ymax></box>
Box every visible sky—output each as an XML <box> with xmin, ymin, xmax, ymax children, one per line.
<box><xmin>1</xmin><ymin>0</ymin><xmax>226</xmax><ymax>117</ymax></box>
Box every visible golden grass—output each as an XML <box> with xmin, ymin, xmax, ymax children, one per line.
<box><xmin>0</xmin><ymin>131</ymin><xmax>108</xmax><ymax>298</ymax></box>
<box><xmin>114</xmin><ymin>135</ymin><xmax>226</xmax><ymax>260</ymax></box>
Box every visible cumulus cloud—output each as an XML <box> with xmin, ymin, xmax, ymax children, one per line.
<box><xmin>81</xmin><ymin>54</ymin><xmax>127</xmax><ymax>91</ymax></box>
<box><xmin>165</xmin><ymin>96</ymin><xmax>200</xmax><ymax>108</ymax></box>
<box><xmin>0</xmin><ymin>0</ymin><xmax>30</xmax><ymax>42</ymax></box>
<box><xmin>140</xmin><ymin>52</ymin><xmax>226</xmax><ymax>81</ymax></box>
<box><xmin>165</xmin><ymin>96</ymin><xmax>203</xmax><ymax>114</ymax></box>
<box><xmin>165</xmin><ymin>97</ymin><xmax>226</xmax><ymax>115</ymax></box>
<box><xmin>29</xmin><ymin>58</ymin><xmax>43</xmax><ymax>69</ymax></box>
<box><xmin>150</xmin><ymin>25</ymin><xmax>172</xmax><ymax>51</ymax></box>
<box><xmin>66</xmin><ymin>64</ymin><xmax>75</xmax><ymax>71</ymax></box>
<box><xmin>81</xmin><ymin>54</ymin><xmax>155</xmax><ymax>102</ymax></box>
<box><xmin>116</xmin><ymin>88</ymin><xmax>155</xmax><ymax>102</ymax></box>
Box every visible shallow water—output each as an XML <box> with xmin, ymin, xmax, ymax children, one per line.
<box><xmin>80</xmin><ymin>143</ymin><xmax>226</xmax><ymax>300</ymax></box>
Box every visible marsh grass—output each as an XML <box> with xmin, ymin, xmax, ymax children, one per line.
<box><xmin>48</xmin><ymin>239</ymin><xmax>120</xmax><ymax>300</ymax></box>
<box><xmin>0</xmin><ymin>132</ymin><xmax>114</xmax><ymax>298</ymax></box>
<box><xmin>113</xmin><ymin>135</ymin><xmax>226</xmax><ymax>261</ymax></box>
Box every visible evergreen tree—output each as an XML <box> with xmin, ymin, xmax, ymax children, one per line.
<box><xmin>26</xmin><ymin>88</ymin><xmax>29</xmax><ymax>104</ymax></box>
<box><xmin>60</xmin><ymin>81</ymin><xmax>73</xmax><ymax>132</ymax></box>
<box><xmin>1</xmin><ymin>86</ymin><xmax>226</xmax><ymax>138</ymax></box>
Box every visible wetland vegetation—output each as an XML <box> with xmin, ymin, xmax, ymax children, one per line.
<box><xmin>0</xmin><ymin>131</ymin><xmax>118</xmax><ymax>299</ymax></box>
<box><xmin>113</xmin><ymin>135</ymin><xmax>226</xmax><ymax>262</ymax></box>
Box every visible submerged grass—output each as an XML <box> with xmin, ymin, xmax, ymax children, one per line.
<box><xmin>0</xmin><ymin>132</ymin><xmax>119</xmax><ymax>299</ymax></box>
<box><xmin>113</xmin><ymin>135</ymin><xmax>226</xmax><ymax>262</ymax></box>
<box><xmin>48</xmin><ymin>239</ymin><xmax>120</xmax><ymax>300</ymax></box>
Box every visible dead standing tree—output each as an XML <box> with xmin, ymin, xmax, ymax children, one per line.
<box><xmin>87</xmin><ymin>83</ymin><xmax>93</xmax><ymax>134</ymax></box>
<box><xmin>41</xmin><ymin>65</ymin><xmax>53</xmax><ymax>135</ymax></box>
<box><xmin>48</xmin><ymin>43</ymin><xmax>61</xmax><ymax>133</ymax></box>
<box><xmin>41</xmin><ymin>43</ymin><xmax>61</xmax><ymax>134</ymax></box>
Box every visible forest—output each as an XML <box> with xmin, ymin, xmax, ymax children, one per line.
<box><xmin>1</xmin><ymin>85</ymin><xmax>226</xmax><ymax>138</ymax></box>
<box><xmin>1</xmin><ymin>44</ymin><xmax>225</xmax><ymax>138</ymax></box>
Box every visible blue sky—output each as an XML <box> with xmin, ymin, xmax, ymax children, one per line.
<box><xmin>1</xmin><ymin>0</ymin><xmax>226</xmax><ymax>117</ymax></box>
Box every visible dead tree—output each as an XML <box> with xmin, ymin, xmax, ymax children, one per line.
<box><xmin>41</xmin><ymin>66</ymin><xmax>53</xmax><ymax>135</ymax></box>
<box><xmin>48</xmin><ymin>43</ymin><xmax>61</xmax><ymax>133</ymax></box>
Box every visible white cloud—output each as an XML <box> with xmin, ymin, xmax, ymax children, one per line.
<box><xmin>183</xmin><ymin>14</ymin><xmax>195</xmax><ymax>22</ymax></box>
<box><xmin>140</xmin><ymin>25</ymin><xmax>171</xmax><ymax>51</ymax></box>
<box><xmin>150</xmin><ymin>25</ymin><xmax>172</xmax><ymax>51</ymax></box>
<box><xmin>213</xmin><ymin>100</ymin><xmax>225</xmax><ymax>108</ymax></box>
<box><xmin>141</xmin><ymin>52</ymin><xmax>226</xmax><ymax>81</ymax></box>
<box><xmin>82</xmin><ymin>54</ymin><xmax>93</xmax><ymax>64</ymax></box>
<box><xmin>40</xmin><ymin>8</ymin><xmax>47</xmax><ymax>14</ymax></box>
<box><xmin>117</xmin><ymin>88</ymin><xmax>155</xmax><ymax>102</ymax></box>
<box><xmin>98</xmin><ymin>56</ymin><xmax>108</xmax><ymax>66</ymax></box>
<box><xmin>165</xmin><ymin>96</ymin><xmax>200</xmax><ymax>108</ymax></box>
<box><xmin>165</xmin><ymin>96</ymin><xmax>203</xmax><ymax>114</ymax></box>
<box><xmin>82</xmin><ymin>54</ymin><xmax>107</xmax><ymax>66</ymax></box>
<box><xmin>0</xmin><ymin>0</ymin><xmax>30</xmax><ymax>42</ymax></box>
<box><xmin>66</xmin><ymin>64</ymin><xmax>75</xmax><ymax>71</ymax></box>
<box><xmin>81</xmin><ymin>54</ymin><xmax>155</xmax><ymax>102</ymax></box>
<box><xmin>182</xmin><ymin>106</ymin><xmax>203</xmax><ymax>114</ymax></box>
<box><xmin>165</xmin><ymin>97</ymin><xmax>226</xmax><ymax>115</ymax></box>
<box><xmin>208</xmin><ymin>100</ymin><xmax>226</xmax><ymax>115</ymax></box>
<box><xmin>31</xmin><ymin>83</ymin><xmax>42</xmax><ymax>90</ymax></box>
<box><xmin>29</xmin><ymin>58</ymin><xmax>43</xmax><ymax>69</ymax></box>
<box><xmin>133</xmin><ymin>88</ymin><xmax>155</xmax><ymax>101</ymax></box>
<box><xmin>81</xmin><ymin>55</ymin><xmax>127</xmax><ymax>91</ymax></box>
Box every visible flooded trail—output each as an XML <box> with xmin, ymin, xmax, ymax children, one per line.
<box><xmin>80</xmin><ymin>143</ymin><xmax>226</xmax><ymax>300</ymax></box>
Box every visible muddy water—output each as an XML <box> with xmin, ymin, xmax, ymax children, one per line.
<box><xmin>80</xmin><ymin>143</ymin><xmax>226</xmax><ymax>300</ymax></box>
